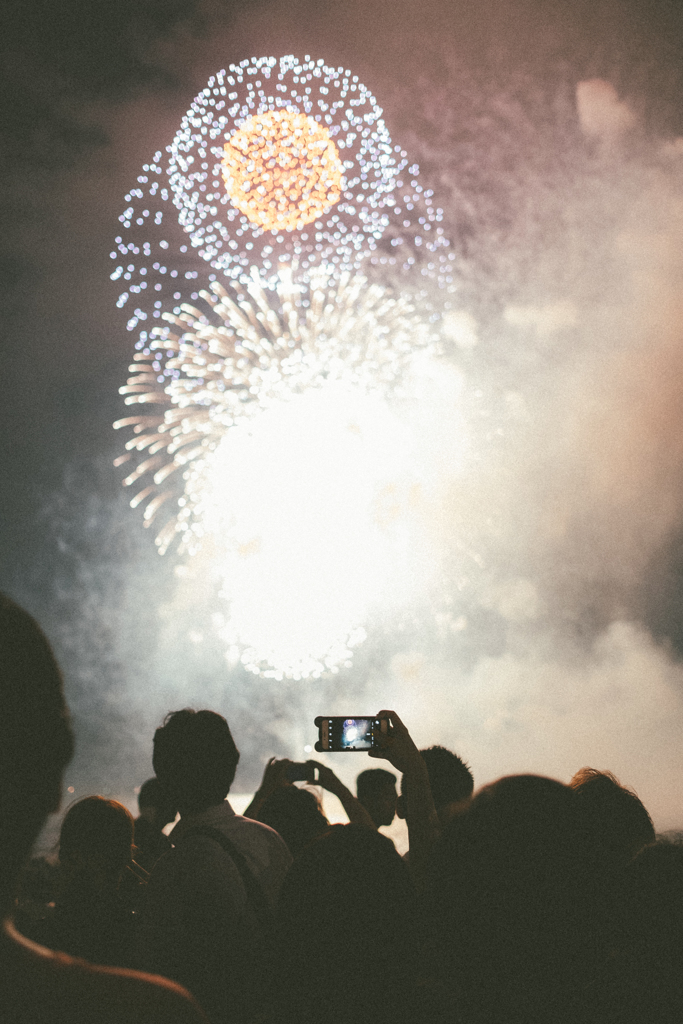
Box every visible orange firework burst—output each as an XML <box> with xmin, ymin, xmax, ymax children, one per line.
<box><xmin>222</xmin><ymin>110</ymin><xmax>343</xmax><ymax>231</ymax></box>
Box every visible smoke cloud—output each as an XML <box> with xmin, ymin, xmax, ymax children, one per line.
<box><xmin>6</xmin><ymin>0</ymin><xmax>683</xmax><ymax>831</ymax></box>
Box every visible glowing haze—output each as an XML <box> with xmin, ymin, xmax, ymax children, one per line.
<box><xmin>23</xmin><ymin>1</ymin><xmax>682</xmax><ymax>831</ymax></box>
<box><xmin>202</xmin><ymin>368</ymin><xmax>467</xmax><ymax>679</ymax></box>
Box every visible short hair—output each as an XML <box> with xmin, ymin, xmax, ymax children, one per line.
<box><xmin>258</xmin><ymin>786</ymin><xmax>329</xmax><ymax>858</ymax></box>
<box><xmin>153</xmin><ymin>709</ymin><xmax>240</xmax><ymax>811</ymax></box>
<box><xmin>60</xmin><ymin>796</ymin><xmax>134</xmax><ymax>874</ymax></box>
<box><xmin>0</xmin><ymin>594</ymin><xmax>74</xmax><ymax>802</ymax></box>
<box><xmin>356</xmin><ymin>768</ymin><xmax>397</xmax><ymax>801</ymax></box>
<box><xmin>408</xmin><ymin>746</ymin><xmax>473</xmax><ymax>808</ymax></box>
<box><xmin>570</xmin><ymin>767</ymin><xmax>655</xmax><ymax>864</ymax></box>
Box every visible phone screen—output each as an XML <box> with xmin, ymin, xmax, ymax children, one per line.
<box><xmin>314</xmin><ymin>716</ymin><xmax>387</xmax><ymax>752</ymax></box>
<box><xmin>337</xmin><ymin>718</ymin><xmax>375</xmax><ymax>750</ymax></box>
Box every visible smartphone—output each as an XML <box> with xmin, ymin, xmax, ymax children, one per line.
<box><xmin>314</xmin><ymin>716</ymin><xmax>388</xmax><ymax>752</ymax></box>
<box><xmin>285</xmin><ymin>762</ymin><xmax>316</xmax><ymax>783</ymax></box>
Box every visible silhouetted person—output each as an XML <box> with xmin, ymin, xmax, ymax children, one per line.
<box><xmin>246</xmin><ymin>757</ymin><xmax>374</xmax><ymax>829</ymax></box>
<box><xmin>276</xmin><ymin>823</ymin><xmax>419</xmax><ymax>1024</ymax></box>
<box><xmin>134</xmin><ymin>777</ymin><xmax>176</xmax><ymax>872</ymax></box>
<box><xmin>368</xmin><ymin>711</ymin><xmax>441</xmax><ymax>879</ymax></box>
<box><xmin>356</xmin><ymin>768</ymin><xmax>397</xmax><ymax>827</ymax></box>
<box><xmin>582</xmin><ymin>840</ymin><xmax>683</xmax><ymax>1024</ymax></box>
<box><xmin>0</xmin><ymin>593</ymin><xmax>207</xmax><ymax>1023</ymax></box>
<box><xmin>398</xmin><ymin>745</ymin><xmax>473</xmax><ymax>829</ymax></box>
<box><xmin>135</xmin><ymin>708</ymin><xmax>292</xmax><ymax>1023</ymax></box>
<box><xmin>21</xmin><ymin>796</ymin><xmax>141</xmax><ymax>968</ymax></box>
<box><xmin>570</xmin><ymin>767</ymin><xmax>655</xmax><ymax>868</ymax></box>
<box><xmin>256</xmin><ymin>784</ymin><xmax>329</xmax><ymax>858</ymax></box>
<box><xmin>425</xmin><ymin>775</ymin><xmax>604</xmax><ymax>1024</ymax></box>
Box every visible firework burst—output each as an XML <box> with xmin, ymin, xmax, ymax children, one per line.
<box><xmin>111</xmin><ymin>54</ymin><xmax>456</xmax><ymax>338</ymax></box>
<box><xmin>112</xmin><ymin>55</ymin><xmax>460</xmax><ymax>677</ymax></box>
<box><xmin>115</xmin><ymin>263</ymin><xmax>440</xmax><ymax>554</ymax></box>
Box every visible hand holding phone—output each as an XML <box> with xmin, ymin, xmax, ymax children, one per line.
<box><xmin>258</xmin><ymin>756</ymin><xmax>294</xmax><ymax>797</ymax></box>
<box><xmin>368</xmin><ymin>709</ymin><xmax>423</xmax><ymax>774</ymax></box>
<box><xmin>314</xmin><ymin>717</ymin><xmax>388</xmax><ymax>752</ymax></box>
<box><xmin>243</xmin><ymin>756</ymin><xmax>294</xmax><ymax>821</ymax></box>
<box><xmin>305</xmin><ymin>759</ymin><xmax>377</xmax><ymax>830</ymax></box>
<box><xmin>305</xmin><ymin>760</ymin><xmax>343</xmax><ymax>796</ymax></box>
<box><xmin>285</xmin><ymin>762</ymin><xmax>316</xmax><ymax>784</ymax></box>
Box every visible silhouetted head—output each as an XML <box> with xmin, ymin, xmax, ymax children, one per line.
<box><xmin>592</xmin><ymin>841</ymin><xmax>683</xmax><ymax>1021</ymax></box>
<box><xmin>356</xmin><ymin>768</ymin><xmax>397</xmax><ymax>827</ymax></box>
<box><xmin>152</xmin><ymin>709</ymin><xmax>240</xmax><ymax>815</ymax></box>
<box><xmin>277</xmin><ymin>824</ymin><xmax>416</xmax><ymax>1023</ymax></box>
<box><xmin>257</xmin><ymin>785</ymin><xmax>329</xmax><ymax>857</ymax></box>
<box><xmin>398</xmin><ymin>745</ymin><xmax>473</xmax><ymax>825</ymax></box>
<box><xmin>137</xmin><ymin>776</ymin><xmax>176</xmax><ymax>828</ymax></box>
<box><xmin>570</xmin><ymin>767</ymin><xmax>655</xmax><ymax>867</ymax></box>
<box><xmin>426</xmin><ymin>774</ymin><xmax>598</xmax><ymax>1020</ymax></box>
<box><xmin>59</xmin><ymin>796</ymin><xmax>134</xmax><ymax>884</ymax></box>
<box><xmin>0</xmin><ymin>594</ymin><xmax>74</xmax><ymax>908</ymax></box>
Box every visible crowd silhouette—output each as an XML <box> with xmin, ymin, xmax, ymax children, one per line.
<box><xmin>2</xmin><ymin>591</ymin><xmax>681</xmax><ymax>1023</ymax></box>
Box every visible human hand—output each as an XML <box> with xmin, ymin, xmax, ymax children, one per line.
<box><xmin>369</xmin><ymin>710</ymin><xmax>424</xmax><ymax>775</ymax></box>
<box><xmin>257</xmin><ymin>757</ymin><xmax>293</xmax><ymax>799</ymax></box>
<box><xmin>305</xmin><ymin>760</ymin><xmax>344</xmax><ymax>796</ymax></box>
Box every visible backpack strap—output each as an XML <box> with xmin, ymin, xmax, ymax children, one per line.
<box><xmin>175</xmin><ymin>824</ymin><xmax>275</xmax><ymax>935</ymax></box>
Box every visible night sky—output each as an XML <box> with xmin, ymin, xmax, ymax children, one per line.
<box><xmin>3</xmin><ymin>0</ymin><xmax>683</xmax><ymax>825</ymax></box>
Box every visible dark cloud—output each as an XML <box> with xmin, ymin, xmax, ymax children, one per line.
<box><xmin>0</xmin><ymin>0</ymin><xmax>202</xmax><ymax>164</ymax></box>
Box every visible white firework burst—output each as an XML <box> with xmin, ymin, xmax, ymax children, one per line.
<box><xmin>115</xmin><ymin>265</ymin><xmax>440</xmax><ymax>555</ymax></box>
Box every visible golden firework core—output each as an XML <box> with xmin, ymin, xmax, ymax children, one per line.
<box><xmin>222</xmin><ymin>110</ymin><xmax>343</xmax><ymax>231</ymax></box>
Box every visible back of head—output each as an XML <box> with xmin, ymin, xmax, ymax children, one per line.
<box><xmin>153</xmin><ymin>709</ymin><xmax>240</xmax><ymax>813</ymax></box>
<box><xmin>427</xmin><ymin>775</ymin><xmax>595</xmax><ymax>1018</ymax></box>
<box><xmin>0</xmin><ymin>595</ymin><xmax>74</xmax><ymax>812</ymax></box>
<box><xmin>356</xmin><ymin>768</ymin><xmax>397</xmax><ymax>801</ymax></box>
<box><xmin>356</xmin><ymin>768</ymin><xmax>397</xmax><ymax>827</ymax></box>
<box><xmin>257</xmin><ymin>785</ymin><xmax>329</xmax><ymax>857</ymax></box>
<box><xmin>137</xmin><ymin>776</ymin><xmax>176</xmax><ymax>824</ymax></box>
<box><xmin>570</xmin><ymin>767</ymin><xmax>655</xmax><ymax>867</ymax></box>
<box><xmin>280</xmin><ymin>824</ymin><xmax>413</xmax><ymax>939</ymax></box>
<box><xmin>402</xmin><ymin>746</ymin><xmax>472</xmax><ymax>822</ymax></box>
<box><xmin>137</xmin><ymin>777</ymin><xmax>165</xmax><ymax>811</ymax></box>
<box><xmin>60</xmin><ymin>796</ymin><xmax>134</xmax><ymax>878</ymax></box>
<box><xmin>0</xmin><ymin>595</ymin><xmax>74</xmax><ymax>900</ymax></box>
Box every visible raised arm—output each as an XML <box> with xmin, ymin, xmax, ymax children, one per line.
<box><xmin>306</xmin><ymin>761</ymin><xmax>376</xmax><ymax>829</ymax></box>
<box><xmin>243</xmin><ymin>757</ymin><xmax>292</xmax><ymax>820</ymax></box>
<box><xmin>369</xmin><ymin>710</ymin><xmax>440</xmax><ymax>878</ymax></box>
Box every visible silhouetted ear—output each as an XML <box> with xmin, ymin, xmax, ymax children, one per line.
<box><xmin>396</xmin><ymin>794</ymin><xmax>406</xmax><ymax>820</ymax></box>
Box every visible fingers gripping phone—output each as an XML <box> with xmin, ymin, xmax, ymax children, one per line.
<box><xmin>314</xmin><ymin>717</ymin><xmax>388</xmax><ymax>752</ymax></box>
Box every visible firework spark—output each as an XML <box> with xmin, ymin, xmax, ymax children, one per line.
<box><xmin>221</xmin><ymin>109</ymin><xmax>344</xmax><ymax>231</ymax></box>
<box><xmin>110</xmin><ymin>54</ymin><xmax>455</xmax><ymax>338</ymax></box>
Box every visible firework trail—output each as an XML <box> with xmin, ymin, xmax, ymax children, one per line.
<box><xmin>112</xmin><ymin>54</ymin><xmax>460</xmax><ymax>677</ymax></box>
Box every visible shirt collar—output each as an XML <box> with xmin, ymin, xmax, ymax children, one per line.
<box><xmin>170</xmin><ymin>799</ymin><xmax>236</xmax><ymax>840</ymax></box>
